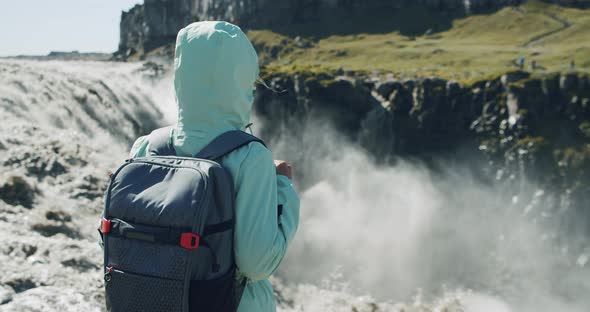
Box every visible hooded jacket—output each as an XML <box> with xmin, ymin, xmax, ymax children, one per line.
<box><xmin>128</xmin><ymin>21</ymin><xmax>300</xmax><ymax>312</ymax></box>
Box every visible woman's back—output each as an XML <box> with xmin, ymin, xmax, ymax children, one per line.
<box><xmin>129</xmin><ymin>21</ymin><xmax>300</xmax><ymax>312</ymax></box>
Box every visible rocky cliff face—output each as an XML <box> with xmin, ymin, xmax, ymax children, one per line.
<box><xmin>117</xmin><ymin>0</ymin><xmax>525</xmax><ymax>58</ymax></box>
<box><xmin>191</xmin><ymin>0</ymin><xmax>523</xmax><ymax>28</ymax></box>
<box><xmin>253</xmin><ymin>70</ymin><xmax>590</xmax><ymax>230</ymax></box>
<box><xmin>117</xmin><ymin>0</ymin><xmax>589</xmax><ymax>59</ymax></box>
<box><xmin>118</xmin><ymin>4</ymin><xmax>145</xmax><ymax>58</ymax></box>
<box><xmin>118</xmin><ymin>0</ymin><xmax>194</xmax><ymax>58</ymax></box>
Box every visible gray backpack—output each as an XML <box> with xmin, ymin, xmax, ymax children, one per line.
<box><xmin>99</xmin><ymin>127</ymin><xmax>265</xmax><ymax>312</ymax></box>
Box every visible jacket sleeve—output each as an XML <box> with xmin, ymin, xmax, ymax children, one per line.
<box><xmin>276</xmin><ymin>175</ymin><xmax>300</xmax><ymax>244</ymax></box>
<box><xmin>233</xmin><ymin>143</ymin><xmax>300</xmax><ymax>281</ymax></box>
<box><xmin>128</xmin><ymin>135</ymin><xmax>149</xmax><ymax>158</ymax></box>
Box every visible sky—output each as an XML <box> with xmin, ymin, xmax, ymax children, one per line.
<box><xmin>0</xmin><ymin>0</ymin><xmax>142</xmax><ymax>56</ymax></box>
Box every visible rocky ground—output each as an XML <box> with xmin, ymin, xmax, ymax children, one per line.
<box><xmin>0</xmin><ymin>126</ymin><xmax>111</xmax><ymax>311</ymax></box>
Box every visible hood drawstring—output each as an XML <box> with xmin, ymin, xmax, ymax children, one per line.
<box><xmin>244</xmin><ymin>123</ymin><xmax>254</xmax><ymax>134</ymax></box>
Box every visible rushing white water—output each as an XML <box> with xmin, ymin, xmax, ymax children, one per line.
<box><xmin>0</xmin><ymin>60</ymin><xmax>175</xmax><ymax>151</ymax></box>
<box><xmin>0</xmin><ymin>60</ymin><xmax>176</xmax><ymax>311</ymax></box>
<box><xmin>1</xmin><ymin>60</ymin><xmax>589</xmax><ymax>312</ymax></box>
<box><xmin>266</xmin><ymin>120</ymin><xmax>590</xmax><ymax>312</ymax></box>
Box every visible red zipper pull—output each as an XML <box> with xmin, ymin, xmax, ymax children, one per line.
<box><xmin>104</xmin><ymin>266</ymin><xmax>114</xmax><ymax>282</ymax></box>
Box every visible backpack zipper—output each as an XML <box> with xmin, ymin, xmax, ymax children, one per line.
<box><xmin>104</xmin><ymin>266</ymin><xmax>114</xmax><ymax>282</ymax></box>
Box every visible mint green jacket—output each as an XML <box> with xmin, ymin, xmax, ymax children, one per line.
<box><xmin>128</xmin><ymin>22</ymin><xmax>300</xmax><ymax>312</ymax></box>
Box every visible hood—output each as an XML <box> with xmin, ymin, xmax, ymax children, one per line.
<box><xmin>173</xmin><ymin>21</ymin><xmax>259</xmax><ymax>138</ymax></box>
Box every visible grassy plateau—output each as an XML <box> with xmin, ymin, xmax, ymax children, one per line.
<box><xmin>247</xmin><ymin>0</ymin><xmax>590</xmax><ymax>84</ymax></box>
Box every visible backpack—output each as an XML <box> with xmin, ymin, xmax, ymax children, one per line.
<box><xmin>99</xmin><ymin>126</ymin><xmax>265</xmax><ymax>312</ymax></box>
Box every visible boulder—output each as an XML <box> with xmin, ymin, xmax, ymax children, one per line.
<box><xmin>3</xmin><ymin>276</ymin><xmax>36</xmax><ymax>293</ymax></box>
<box><xmin>0</xmin><ymin>176</ymin><xmax>35</xmax><ymax>208</ymax></box>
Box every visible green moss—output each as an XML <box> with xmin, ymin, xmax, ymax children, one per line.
<box><xmin>558</xmin><ymin>145</ymin><xmax>590</xmax><ymax>170</ymax></box>
<box><xmin>515</xmin><ymin>136</ymin><xmax>551</xmax><ymax>150</ymax></box>
<box><xmin>247</xmin><ymin>0</ymin><xmax>590</xmax><ymax>84</ymax></box>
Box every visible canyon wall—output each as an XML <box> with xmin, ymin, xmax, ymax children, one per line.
<box><xmin>117</xmin><ymin>0</ymin><xmax>525</xmax><ymax>58</ymax></box>
<box><xmin>252</xmin><ymin>70</ymin><xmax>590</xmax><ymax>230</ymax></box>
<box><xmin>117</xmin><ymin>0</ymin><xmax>589</xmax><ymax>59</ymax></box>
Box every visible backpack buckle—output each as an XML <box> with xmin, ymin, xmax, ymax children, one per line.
<box><xmin>100</xmin><ymin>218</ymin><xmax>112</xmax><ymax>234</ymax></box>
<box><xmin>180</xmin><ymin>233</ymin><xmax>200</xmax><ymax>249</ymax></box>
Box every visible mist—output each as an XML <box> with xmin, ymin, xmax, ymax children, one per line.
<box><xmin>265</xmin><ymin>119</ymin><xmax>590</xmax><ymax>312</ymax></box>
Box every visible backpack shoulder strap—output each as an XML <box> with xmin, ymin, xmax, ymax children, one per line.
<box><xmin>148</xmin><ymin>126</ymin><xmax>176</xmax><ymax>156</ymax></box>
<box><xmin>195</xmin><ymin>130</ymin><xmax>266</xmax><ymax>160</ymax></box>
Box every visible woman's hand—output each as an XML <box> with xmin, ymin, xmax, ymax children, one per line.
<box><xmin>274</xmin><ymin>160</ymin><xmax>293</xmax><ymax>180</ymax></box>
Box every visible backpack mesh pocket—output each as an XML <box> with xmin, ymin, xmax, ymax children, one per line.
<box><xmin>105</xmin><ymin>268</ymin><xmax>184</xmax><ymax>312</ymax></box>
<box><xmin>107</xmin><ymin>236</ymin><xmax>189</xmax><ymax>280</ymax></box>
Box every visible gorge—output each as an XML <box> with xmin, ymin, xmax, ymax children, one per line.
<box><xmin>1</xmin><ymin>0</ymin><xmax>589</xmax><ymax>311</ymax></box>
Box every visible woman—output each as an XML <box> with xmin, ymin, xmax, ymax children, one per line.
<box><xmin>128</xmin><ymin>21</ymin><xmax>300</xmax><ymax>312</ymax></box>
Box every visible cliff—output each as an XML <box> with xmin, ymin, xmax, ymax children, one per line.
<box><xmin>189</xmin><ymin>0</ymin><xmax>523</xmax><ymax>28</ymax></box>
<box><xmin>253</xmin><ymin>70</ymin><xmax>590</xmax><ymax>228</ymax></box>
<box><xmin>116</xmin><ymin>0</ymin><xmax>527</xmax><ymax>58</ymax></box>
<box><xmin>116</xmin><ymin>0</ymin><xmax>589</xmax><ymax>60</ymax></box>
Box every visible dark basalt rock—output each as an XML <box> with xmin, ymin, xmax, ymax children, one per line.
<box><xmin>30</xmin><ymin>222</ymin><xmax>80</xmax><ymax>239</ymax></box>
<box><xmin>560</xmin><ymin>73</ymin><xmax>579</xmax><ymax>92</ymax></box>
<box><xmin>375</xmin><ymin>79</ymin><xmax>402</xmax><ymax>99</ymax></box>
<box><xmin>45</xmin><ymin>210</ymin><xmax>72</xmax><ymax>223</ymax></box>
<box><xmin>4</xmin><ymin>277</ymin><xmax>36</xmax><ymax>294</ymax></box>
<box><xmin>0</xmin><ymin>176</ymin><xmax>36</xmax><ymax>209</ymax></box>
<box><xmin>253</xmin><ymin>71</ymin><xmax>590</xmax><ymax>226</ymax></box>
<box><xmin>61</xmin><ymin>257</ymin><xmax>100</xmax><ymax>272</ymax></box>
